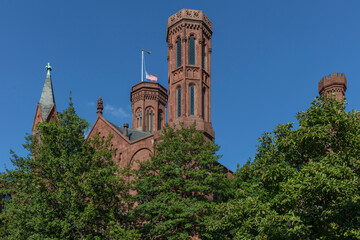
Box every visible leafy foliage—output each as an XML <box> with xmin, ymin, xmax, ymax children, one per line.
<box><xmin>0</xmin><ymin>99</ymin><xmax>139</xmax><ymax>239</ymax></box>
<box><xmin>208</xmin><ymin>96</ymin><xmax>360</xmax><ymax>239</ymax></box>
<box><xmin>130</xmin><ymin>123</ymin><xmax>231</xmax><ymax>239</ymax></box>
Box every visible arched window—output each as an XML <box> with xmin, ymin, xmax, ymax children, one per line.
<box><xmin>202</xmin><ymin>88</ymin><xmax>206</xmax><ymax>119</ymax></box>
<box><xmin>136</xmin><ymin>112</ymin><xmax>139</xmax><ymax>129</ymax></box>
<box><xmin>150</xmin><ymin>110</ymin><xmax>153</xmax><ymax>133</ymax></box>
<box><xmin>136</xmin><ymin>110</ymin><xmax>142</xmax><ymax>130</ymax></box>
<box><xmin>189</xmin><ymin>35</ymin><xmax>195</xmax><ymax>65</ymax></box>
<box><xmin>146</xmin><ymin>110</ymin><xmax>149</xmax><ymax>132</ymax></box>
<box><xmin>145</xmin><ymin>109</ymin><xmax>154</xmax><ymax>133</ymax></box>
<box><xmin>158</xmin><ymin>110</ymin><xmax>163</xmax><ymax>130</ymax></box>
<box><xmin>176</xmin><ymin>38</ymin><xmax>181</xmax><ymax>68</ymax></box>
<box><xmin>140</xmin><ymin>112</ymin><xmax>142</xmax><ymax>129</ymax></box>
<box><xmin>189</xmin><ymin>85</ymin><xmax>195</xmax><ymax>116</ymax></box>
<box><xmin>177</xmin><ymin>87</ymin><xmax>181</xmax><ymax>118</ymax></box>
<box><xmin>202</xmin><ymin>43</ymin><xmax>206</xmax><ymax>70</ymax></box>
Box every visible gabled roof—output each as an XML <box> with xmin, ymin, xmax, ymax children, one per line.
<box><xmin>108</xmin><ymin>121</ymin><xmax>151</xmax><ymax>141</ymax></box>
<box><xmin>39</xmin><ymin>73</ymin><xmax>55</xmax><ymax>120</ymax></box>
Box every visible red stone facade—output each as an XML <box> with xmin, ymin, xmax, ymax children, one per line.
<box><xmin>166</xmin><ymin>9</ymin><xmax>214</xmax><ymax>140</ymax></box>
<box><xmin>130</xmin><ymin>82</ymin><xmax>167</xmax><ymax>133</ymax></box>
<box><xmin>31</xmin><ymin>9</ymin><xmax>348</xmax><ymax>179</ymax></box>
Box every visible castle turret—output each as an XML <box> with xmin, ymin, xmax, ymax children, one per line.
<box><xmin>166</xmin><ymin>9</ymin><xmax>214</xmax><ymax>140</ymax></box>
<box><xmin>130</xmin><ymin>82</ymin><xmax>167</xmax><ymax>133</ymax></box>
<box><xmin>318</xmin><ymin>72</ymin><xmax>347</xmax><ymax>99</ymax></box>
<box><xmin>32</xmin><ymin>63</ymin><xmax>58</xmax><ymax>133</ymax></box>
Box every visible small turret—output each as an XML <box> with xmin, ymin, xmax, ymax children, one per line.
<box><xmin>318</xmin><ymin>72</ymin><xmax>347</xmax><ymax>99</ymax></box>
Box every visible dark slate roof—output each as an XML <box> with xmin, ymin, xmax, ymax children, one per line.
<box><xmin>109</xmin><ymin>121</ymin><xmax>151</xmax><ymax>141</ymax></box>
<box><xmin>39</xmin><ymin>74</ymin><xmax>55</xmax><ymax>120</ymax></box>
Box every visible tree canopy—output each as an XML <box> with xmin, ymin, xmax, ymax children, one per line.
<box><xmin>0</xmin><ymin>99</ymin><xmax>139</xmax><ymax>239</ymax></box>
<box><xmin>130</xmin><ymin>123</ymin><xmax>231</xmax><ymax>239</ymax></box>
<box><xmin>208</xmin><ymin>96</ymin><xmax>360</xmax><ymax>239</ymax></box>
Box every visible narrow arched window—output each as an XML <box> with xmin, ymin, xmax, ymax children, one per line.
<box><xmin>150</xmin><ymin>110</ymin><xmax>154</xmax><ymax>133</ymax></box>
<box><xmin>146</xmin><ymin>110</ymin><xmax>149</xmax><ymax>132</ymax></box>
<box><xmin>189</xmin><ymin>85</ymin><xmax>195</xmax><ymax>116</ymax></box>
<box><xmin>177</xmin><ymin>87</ymin><xmax>181</xmax><ymax>118</ymax></box>
<box><xmin>136</xmin><ymin>112</ymin><xmax>139</xmax><ymax>129</ymax></box>
<box><xmin>202</xmin><ymin>43</ymin><xmax>206</xmax><ymax>70</ymax></box>
<box><xmin>158</xmin><ymin>110</ymin><xmax>163</xmax><ymax>130</ymax></box>
<box><xmin>140</xmin><ymin>112</ymin><xmax>142</xmax><ymax>129</ymax></box>
<box><xmin>176</xmin><ymin>38</ymin><xmax>181</xmax><ymax>68</ymax></box>
<box><xmin>189</xmin><ymin>36</ymin><xmax>195</xmax><ymax>65</ymax></box>
<box><xmin>202</xmin><ymin>88</ymin><xmax>205</xmax><ymax>119</ymax></box>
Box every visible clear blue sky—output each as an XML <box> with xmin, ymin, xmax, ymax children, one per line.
<box><xmin>1</xmin><ymin>0</ymin><xmax>360</xmax><ymax>172</ymax></box>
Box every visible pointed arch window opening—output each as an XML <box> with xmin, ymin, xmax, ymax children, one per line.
<box><xmin>136</xmin><ymin>112</ymin><xmax>139</xmax><ymax>129</ymax></box>
<box><xmin>150</xmin><ymin>110</ymin><xmax>153</xmax><ymax>133</ymax></box>
<box><xmin>176</xmin><ymin>38</ymin><xmax>182</xmax><ymax>68</ymax></box>
<box><xmin>136</xmin><ymin>110</ymin><xmax>142</xmax><ymax>130</ymax></box>
<box><xmin>202</xmin><ymin>43</ymin><xmax>206</xmax><ymax>70</ymax></box>
<box><xmin>202</xmin><ymin>88</ymin><xmax>206</xmax><ymax>120</ymax></box>
<box><xmin>158</xmin><ymin>110</ymin><xmax>163</xmax><ymax>130</ymax></box>
<box><xmin>146</xmin><ymin>110</ymin><xmax>149</xmax><ymax>132</ymax></box>
<box><xmin>140</xmin><ymin>112</ymin><xmax>142</xmax><ymax>129</ymax></box>
<box><xmin>189</xmin><ymin>35</ymin><xmax>196</xmax><ymax>66</ymax></box>
<box><xmin>189</xmin><ymin>85</ymin><xmax>195</xmax><ymax>116</ymax></box>
<box><xmin>177</xmin><ymin>87</ymin><xmax>181</xmax><ymax>118</ymax></box>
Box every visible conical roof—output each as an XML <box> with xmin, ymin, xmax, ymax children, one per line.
<box><xmin>39</xmin><ymin>64</ymin><xmax>55</xmax><ymax>120</ymax></box>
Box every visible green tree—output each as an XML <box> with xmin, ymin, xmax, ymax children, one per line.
<box><xmin>0</xmin><ymin>98</ymin><xmax>139</xmax><ymax>239</ymax></box>
<box><xmin>130</xmin><ymin>123</ymin><xmax>231</xmax><ymax>239</ymax></box>
<box><xmin>208</xmin><ymin>96</ymin><xmax>360</xmax><ymax>239</ymax></box>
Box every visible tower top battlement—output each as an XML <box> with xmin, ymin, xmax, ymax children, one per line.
<box><xmin>166</xmin><ymin>9</ymin><xmax>212</xmax><ymax>41</ymax></box>
<box><xmin>318</xmin><ymin>72</ymin><xmax>347</xmax><ymax>98</ymax></box>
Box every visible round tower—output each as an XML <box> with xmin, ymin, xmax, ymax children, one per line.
<box><xmin>318</xmin><ymin>72</ymin><xmax>347</xmax><ymax>99</ymax></box>
<box><xmin>166</xmin><ymin>9</ymin><xmax>214</xmax><ymax>139</ymax></box>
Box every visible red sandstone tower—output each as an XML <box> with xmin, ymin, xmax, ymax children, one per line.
<box><xmin>130</xmin><ymin>82</ymin><xmax>167</xmax><ymax>133</ymax></box>
<box><xmin>318</xmin><ymin>72</ymin><xmax>347</xmax><ymax>99</ymax></box>
<box><xmin>166</xmin><ymin>9</ymin><xmax>214</xmax><ymax>140</ymax></box>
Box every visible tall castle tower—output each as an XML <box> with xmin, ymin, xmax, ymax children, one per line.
<box><xmin>166</xmin><ymin>9</ymin><xmax>215</xmax><ymax>140</ymax></box>
<box><xmin>318</xmin><ymin>72</ymin><xmax>347</xmax><ymax>99</ymax></box>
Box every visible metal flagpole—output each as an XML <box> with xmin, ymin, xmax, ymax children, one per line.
<box><xmin>141</xmin><ymin>50</ymin><xmax>144</xmax><ymax>82</ymax></box>
<box><xmin>141</xmin><ymin>48</ymin><xmax>151</xmax><ymax>82</ymax></box>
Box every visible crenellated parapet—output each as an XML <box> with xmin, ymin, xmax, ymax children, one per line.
<box><xmin>166</xmin><ymin>9</ymin><xmax>213</xmax><ymax>41</ymax></box>
<box><xmin>318</xmin><ymin>72</ymin><xmax>347</xmax><ymax>99</ymax></box>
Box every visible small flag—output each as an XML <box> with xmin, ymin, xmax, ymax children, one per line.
<box><xmin>146</xmin><ymin>71</ymin><xmax>158</xmax><ymax>81</ymax></box>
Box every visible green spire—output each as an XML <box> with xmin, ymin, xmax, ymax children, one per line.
<box><xmin>45</xmin><ymin>62</ymin><xmax>52</xmax><ymax>76</ymax></box>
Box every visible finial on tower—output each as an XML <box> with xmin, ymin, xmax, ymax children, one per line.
<box><xmin>97</xmin><ymin>97</ymin><xmax>103</xmax><ymax>116</ymax></box>
<box><xmin>45</xmin><ymin>62</ymin><xmax>52</xmax><ymax>76</ymax></box>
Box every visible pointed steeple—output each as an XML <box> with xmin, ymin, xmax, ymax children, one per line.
<box><xmin>39</xmin><ymin>63</ymin><xmax>56</xmax><ymax>120</ymax></box>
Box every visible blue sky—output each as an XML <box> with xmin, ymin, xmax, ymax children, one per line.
<box><xmin>1</xmin><ymin>0</ymin><xmax>360</xmax><ymax>172</ymax></box>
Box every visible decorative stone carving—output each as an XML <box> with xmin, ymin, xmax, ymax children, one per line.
<box><xmin>97</xmin><ymin>97</ymin><xmax>103</xmax><ymax>116</ymax></box>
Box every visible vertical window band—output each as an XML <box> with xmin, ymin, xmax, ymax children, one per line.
<box><xmin>202</xmin><ymin>88</ymin><xmax>205</xmax><ymax>119</ymax></box>
<box><xmin>176</xmin><ymin>38</ymin><xmax>181</xmax><ymax>68</ymax></box>
<box><xmin>177</xmin><ymin>87</ymin><xmax>181</xmax><ymax>118</ymax></box>
<box><xmin>150</xmin><ymin>110</ymin><xmax>153</xmax><ymax>133</ymax></box>
<box><xmin>146</xmin><ymin>110</ymin><xmax>149</xmax><ymax>132</ymax></box>
<box><xmin>190</xmin><ymin>85</ymin><xmax>195</xmax><ymax>116</ymax></box>
<box><xmin>202</xmin><ymin>44</ymin><xmax>206</xmax><ymax>70</ymax></box>
<box><xmin>189</xmin><ymin>36</ymin><xmax>195</xmax><ymax>65</ymax></box>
